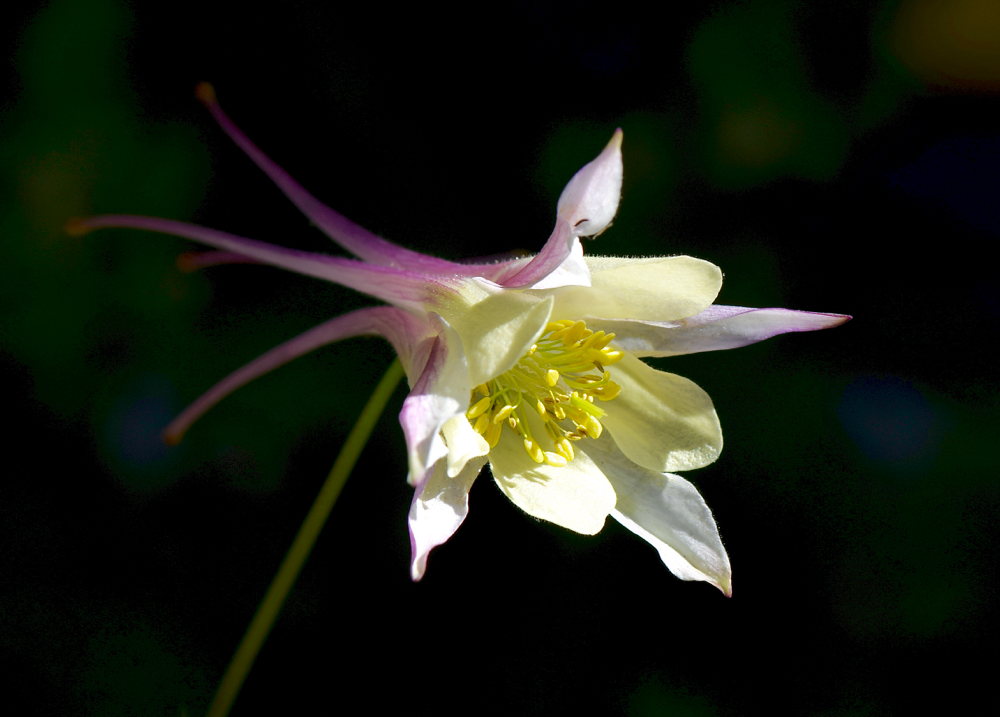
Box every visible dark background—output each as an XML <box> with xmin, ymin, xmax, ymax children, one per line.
<box><xmin>3</xmin><ymin>1</ymin><xmax>998</xmax><ymax>714</ymax></box>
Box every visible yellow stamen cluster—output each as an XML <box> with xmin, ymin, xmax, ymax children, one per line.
<box><xmin>466</xmin><ymin>319</ymin><xmax>623</xmax><ymax>467</ymax></box>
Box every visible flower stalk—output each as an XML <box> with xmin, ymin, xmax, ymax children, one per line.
<box><xmin>206</xmin><ymin>359</ymin><xmax>404</xmax><ymax>717</ymax></box>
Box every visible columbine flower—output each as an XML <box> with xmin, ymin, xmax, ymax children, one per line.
<box><xmin>70</xmin><ymin>84</ymin><xmax>849</xmax><ymax>594</ymax></box>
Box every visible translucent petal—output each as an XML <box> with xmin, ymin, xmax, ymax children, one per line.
<box><xmin>408</xmin><ymin>455</ymin><xmax>486</xmax><ymax>581</ymax></box>
<box><xmin>540</xmin><ymin>255</ymin><xmax>722</xmax><ymax>323</ymax></box>
<box><xmin>442</xmin><ymin>415</ymin><xmax>489</xmax><ymax>478</ymax></box>
<box><xmin>584</xmin><ymin>436</ymin><xmax>731</xmax><ymax>594</ymax></box>
<box><xmin>433</xmin><ymin>278</ymin><xmax>554</xmax><ymax>387</ymax></box>
<box><xmin>489</xmin><ymin>413</ymin><xmax>616</xmax><ymax>534</ymax></box>
<box><xmin>601</xmin><ymin>353</ymin><xmax>722</xmax><ymax>473</ymax></box>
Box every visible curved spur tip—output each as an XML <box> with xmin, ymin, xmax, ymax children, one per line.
<box><xmin>64</xmin><ymin>217</ymin><xmax>92</xmax><ymax>237</ymax></box>
<box><xmin>161</xmin><ymin>427</ymin><xmax>184</xmax><ymax>447</ymax></box>
<box><xmin>194</xmin><ymin>81</ymin><xmax>217</xmax><ymax>105</ymax></box>
<box><xmin>175</xmin><ymin>252</ymin><xmax>205</xmax><ymax>273</ymax></box>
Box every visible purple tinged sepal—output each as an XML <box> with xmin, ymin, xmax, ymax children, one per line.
<box><xmin>557</xmin><ymin>128</ymin><xmax>624</xmax><ymax>238</ymax></box>
<box><xmin>586</xmin><ymin>306</ymin><xmax>851</xmax><ymax>358</ymax></box>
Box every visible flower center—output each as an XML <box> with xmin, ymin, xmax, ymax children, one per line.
<box><xmin>466</xmin><ymin>319</ymin><xmax>623</xmax><ymax>467</ymax></box>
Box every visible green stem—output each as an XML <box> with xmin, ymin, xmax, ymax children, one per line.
<box><xmin>206</xmin><ymin>358</ymin><xmax>405</xmax><ymax>717</ymax></box>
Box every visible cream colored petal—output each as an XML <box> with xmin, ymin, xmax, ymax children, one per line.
<box><xmin>582</xmin><ymin>255</ymin><xmax>680</xmax><ymax>271</ymax></box>
<box><xmin>442</xmin><ymin>414</ymin><xmax>490</xmax><ymax>478</ymax></box>
<box><xmin>431</xmin><ymin>277</ymin><xmax>553</xmax><ymax>387</ymax></box>
<box><xmin>584</xmin><ymin>435</ymin><xmax>731</xmax><ymax>595</ymax></box>
<box><xmin>541</xmin><ymin>255</ymin><xmax>722</xmax><ymax>323</ymax></box>
<box><xmin>489</xmin><ymin>414</ymin><xmax>616</xmax><ymax>535</ymax></box>
<box><xmin>601</xmin><ymin>353</ymin><xmax>722</xmax><ymax>473</ymax></box>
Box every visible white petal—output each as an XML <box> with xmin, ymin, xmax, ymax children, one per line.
<box><xmin>489</xmin><ymin>414</ymin><xmax>616</xmax><ymax>535</ymax></box>
<box><xmin>442</xmin><ymin>414</ymin><xmax>489</xmax><ymax>478</ymax></box>
<box><xmin>433</xmin><ymin>277</ymin><xmax>553</xmax><ymax>387</ymax></box>
<box><xmin>528</xmin><ymin>235</ymin><xmax>590</xmax><ymax>290</ymax></box>
<box><xmin>501</xmin><ymin>219</ymin><xmax>592</xmax><ymax>290</ymax></box>
<box><xmin>557</xmin><ymin>129</ymin><xmax>623</xmax><ymax>238</ymax></box>
<box><xmin>398</xmin><ymin>315</ymin><xmax>470</xmax><ymax>483</ymax></box>
<box><xmin>601</xmin><ymin>353</ymin><xmax>722</xmax><ymax>473</ymax></box>
<box><xmin>585</xmin><ymin>436</ymin><xmax>731</xmax><ymax>595</ymax></box>
<box><xmin>541</xmin><ymin>255</ymin><xmax>722</xmax><ymax>323</ymax></box>
<box><xmin>408</xmin><ymin>455</ymin><xmax>486</xmax><ymax>581</ymax></box>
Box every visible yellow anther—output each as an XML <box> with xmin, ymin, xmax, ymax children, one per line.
<box><xmin>543</xmin><ymin>451</ymin><xmax>567</xmax><ymax>467</ymax></box>
<box><xmin>555</xmin><ymin>439</ymin><xmax>574</xmax><ymax>462</ymax></box>
<box><xmin>545</xmin><ymin>369</ymin><xmax>560</xmax><ymax>387</ymax></box>
<box><xmin>477</xmin><ymin>383</ymin><xmax>491</xmax><ymax>397</ymax></box>
<box><xmin>593</xmin><ymin>332</ymin><xmax>615</xmax><ymax>350</ymax></box>
<box><xmin>536</xmin><ymin>399</ymin><xmax>547</xmax><ymax>419</ymax></box>
<box><xmin>467</xmin><ymin>396</ymin><xmax>491</xmax><ymax>418</ymax></box>
<box><xmin>570</xmin><ymin>393</ymin><xmax>605</xmax><ymax>418</ymax></box>
<box><xmin>600</xmin><ymin>350</ymin><xmax>624</xmax><ymax>365</ymax></box>
<box><xmin>485</xmin><ymin>419</ymin><xmax>502</xmax><ymax>447</ymax></box>
<box><xmin>597</xmin><ymin>382</ymin><xmax>621</xmax><ymax>401</ymax></box>
<box><xmin>545</xmin><ymin>320</ymin><xmax>573</xmax><ymax>333</ymax></box>
<box><xmin>562</xmin><ymin>320</ymin><xmax>587</xmax><ymax>346</ymax></box>
<box><xmin>585</xmin><ymin>415</ymin><xmax>603</xmax><ymax>439</ymax></box>
<box><xmin>580</xmin><ymin>331</ymin><xmax>605</xmax><ymax>350</ymax></box>
<box><xmin>524</xmin><ymin>439</ymin><xmax>544</xmax><ymax>463</ymax></box>
<box><xmin>473</xmin><ymin>413</ymin><xmax>489</xmax><ymax>434</ymax></box>
<box><xmin>493</xmin><ymin>404</ymin><xmax>515</xmax><ymax>423</ymax></box>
